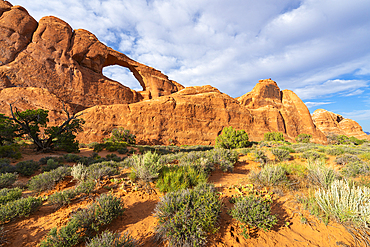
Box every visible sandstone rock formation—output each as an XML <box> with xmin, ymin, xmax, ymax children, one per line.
<box><xmin>77</xmin><ymin>81</ymin><xmax>327</xmax><ymax>145</ymax></box>
<box><xmin>312</xmin><ymin>109</ymin><xmax>369</xmax><ymax>140</ymax></box>
<box><xmin>0</xmin><ymin>2</ymin><xmax>183</xmax><ymax>111</ymax></box>
<box><xmin>236</xmin><ymin>79</ymin><xmax>327</xmax><ymax>144</ymax></box>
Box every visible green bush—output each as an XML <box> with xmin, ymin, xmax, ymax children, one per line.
<box><xmin>0</xmin><ymin>187</ymin><xmax>22</xmax><ymax>205</ymax></box>
<box><xmin>86</xmin><ymin>230</ymin><xmax>136</xmax><ymax>247</ymax></box>
<box><xmin>295</xmin><ymin>133</ymin><xmax>312</xmax><ymax>143</ymax></box>
<box><xmin>87</xmin><ymin>163</ymin><xmax>118</xmax><ymax>182</ymax></box>
<box><xmin>254</xmin><ymin>150</ymin><xmax>268</xmax><ymax>164</ymax></box>
<box><xmin>307</xmin><ymin>161</ymin><xmax>338</xmax><ymax>189</ymax></box>
<box><xmin>130</xmin><ymin>151</ymin><xmax>162</xmax><ymax>182</ymax></box>
<box><xmin>207</xmin><ymin>148</ymin><xmax>238</xmax><ymax>172</ymax></box>
<box><xmin>0</xmin><ymin>159</ymin><xmax>15</xmax><ymax>174</ymax></box>
<box><xmin>302</xmin><ymin>150</ymin><xmax>326</xmax><ymax>161</ymax></box>
<box><xmin>28</xmin><ymin>166</ymin><xmax>70</xmax><ymax>192</ymax></box>
<box><xmin>341</xmin><ymin>162</ymin><xmax>370</xmax><ymax>178</ymax></box>
<box><xmin>48</xmin><ymin>189</ymin><xmax>76</xmax><ymax>208</ymax></box>
<box><xmin>335</xmin><ymin>154</ymin><xmax>361</xmax><ymax>165</ymax></box>
<box><xmin>0</xmin><ymin>144</ymin><xmax>21</xmax><ymax>159</ymax></box>
<box><xmin>315</xmin><ymin>180</ymin><xmax>370</xmax><ymax>226</ymax></box>
<box><xmin>249</xmin><ymin>164</ymin><xmax>287</xmax><ymax>187</ymax></box>
<box><xmin>108</xmin><ymin>127</ymin><xmax>136</xmax><ymax>144</ymax></box>
<box><xmin>360</xmin><ymin>152</ymin><xmax>370</xmax><ymax>161</ymax></box>
<box><xmin>230</xmin><ymin>193</ymin><xmax>277</xmax><ymax>238</ymax></box>
<box><xmin>41</xmin><ymin>194</ymin><xmax>124</xmax><ymax>247</ymax></box>
<box><xmin>349</xmin><ymin>136</ymin><xmax>365</xmax><ymax>145</ymax></box>
<box><xmin>155</xmin><ymin>183</ymin><xmax>222</xmax><ymax>247</ymax></box>
<box><xmin>215</xmin><ymin>126</ymin><xmax>250</xmax><ymax>149</ymax></box>
<box><xmin>278</xmin><ymin>146</ymin><xmax>295</xmax><ymax>153</ymax></box>
<box><xmin>14</xmin><ymin>160</ymin><xmax>40</xmax><ymax>176</ymax></box>
<box><xmin>42</xmin><ymin>159</ymin><xmax>64</xmax><ymax>172</ymax></box>
<box><xmin>325</xmin><ymin>147</ymin><xmax>345</xmax><ymax>156</ymax></box>
<box><xmin>279</xmin><ymin>162</ymin><xmax>307</xmax><ymax>178</ymax></box>
<box><xmin>0</xmin><ymin>196</ymin><xmax>42</xmax><ymax>223</ymax></box>
<box><xmin>271</xmin><ymin>148</ymin><xmax>291</xmax><ymax>162</ymax></box>
<box><xmin>156</xmin><ymin>165</ymin><xmax>208</xmax><ymax>193</ymax></box>
<box><xmin>264</xmin><ymin>132</ymin><xmax>284</xmax><ymax>142</ymax></box>
<box><xmin>0</xmin><ymin>173</ymin><xmax>17</xmax><ymax>188</ymax></box>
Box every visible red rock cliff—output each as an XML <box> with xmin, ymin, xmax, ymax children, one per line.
<box><xmin>312</xmin><ymin>109</ymin><xmax>369</xmax><ymax>140</ymax></box>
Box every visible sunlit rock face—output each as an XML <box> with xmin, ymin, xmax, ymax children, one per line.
<box><xmin>312</xmin><ymin>109</ymin><xmax>369</xmax><ymax>140</ymax></box>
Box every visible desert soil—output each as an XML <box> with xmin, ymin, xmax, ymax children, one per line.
<box><xmin>4</xmin><ymin>148</ymin><xmax>355</xmax><ymax>247</ymax></box>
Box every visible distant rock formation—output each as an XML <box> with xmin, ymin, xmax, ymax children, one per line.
<box><xmin>77</xmin><ymin>81</ymin><xmax>327</xmax><ymax>145</ymax></box>
<box><xmin>0</xmin><ymin>2</ymin><xmax>183</xmax><ymax>112</ymax></box>
<box><xmin>236</xmin><ymin>79</ymin><xmax>326</xmax><ymax>144</ymax></box>
<box><xmin>312</xmin><ymin>109</ymin><xmax>369</xmax><ymax>140</ymax></box>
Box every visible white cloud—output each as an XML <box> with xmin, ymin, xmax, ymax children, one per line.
<box><xmin>341</xmin><ymin>110</ymin><xmax>370</xmax><ymax>121</ymax></box>
<box><xmin>304</xmin><ymin>101</ymin><xmax>334</xmax><ymax>108</ymax></box>
<box><xmin>9</xmin><ymin>0</ymin><xmax>370</xmax><ymax>100</ymax></box>
<box><xmin>294</xmin><ymin>79</ymin><xmax>368</xmax><ymax>100</ymax></box>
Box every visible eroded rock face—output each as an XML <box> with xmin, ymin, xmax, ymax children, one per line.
<box><xmin>0</xmin><ymin>87</ymin><xmax>72</xmax><ymax>125</ymax></box>
<box><xmin>0</xmin><ymin>3</ymin><xmax>183</xmax><ymax>110</ymax></box>
<box><xmin>237</xmin><ymin>79</ymin><xmax>327</xmax><ymax>143</ymax></box>
<box><xmin>77</xmin><ymin>82</ymin><xmax>327</xmax><ymax>145</ymax></box>
<box><xmin>312</xmin><ymin>109</ymin><xmax>369</xmax><ymax>140</ymax></box>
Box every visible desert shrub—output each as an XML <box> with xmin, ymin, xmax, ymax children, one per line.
<box><xmin>341</xmin><ymin>162</ymin><xmax>370</xmax><ymax>178</ymax></box>
<box><xmin>327</xmin><ymin>134</ymin><xmax>351</xmax><ymax>145</ymax></box>
<box><xmin>155</xmin><ymin>183</ymin><xmax>222</xmax><ymax>247</ymax></box>
<box><xmin>280</xmin><ymin>162</ymin><xmax>307</xmax><ymax>178</ymax></box>
<box><xmin>215</xmin><ymin>126</ymin><xmax>250</xmax><ymax>149</ymax></box>
<box><xmin>0</xmin><ymin>196</ymin><xmax>42</xmax><ymax>223</ymax></box>
<box><xmin>117</xmin><ymin>147</ymin><xmax>128</xmax><ymax>154</ymax></box>
<box><xmin>42</xmin><ymin>159</ymin><xmax>64</xmax><ymax>172</ymax></box>
<box><xmin>0</xmin><ymin>187</ymin><xmax>22</xmax><ymax>205</ymax></box>
<box><xmin>0</xmin><ymin>159</ymin><xmax>15</xmax><ymax>174</ymax></box>
<box><xmin>325</xmin><ymin>147</ymin><xmax>345</xmax><ymax>156</ymax></box>
<box><xmin>41</xmin><ymin>194</ymin><xmax>124</xmax><ymax>247</ymax></box>
<box><xmin>48</xmin><ymin>189</ymin><xmax>77</xmax><ymax>208</ymax></box>
<box><xmin>349</xmin><ymin>136</ymin><xmax>365</xmax><ymax>145</ymax></box>
<box><xmin>307</xmin><ymin>161</ymin><xmax>338</xmax><ymax>189</ymax></box>
<box><xmin>87</xmin><ymin>163</ymin><xmax>118</xmax><ymax>182</ymax></box>
<box><xmin>271</xmin><ymin>148</ymin><xmax>291</xmax><ymax>162</ymax></box>
<box><xmin>75</xmin><ymin>180</ymin><xmax>96</xmax><ymax>194</ymax></box>
<box><xmin>315</xmin><ymin>180</ymin><xmax>370</xmax><ymax>226</ymax></box>
<box><xmin>230</xmin><ymin>193</ymin><xmax>277</xmax><ymax>238</ymax></box>
<box><xmin>28</xmin><ymin>166</ymin><xmax>70</xmax><ymax>192</ymax></box>
<box><xmin>156</xmin><ymin>165</ymin><xmax>208</xmax><ymax>193</ymax></box>
<box><xmin>206</xmin><ymin>148</ymin><xmax>238</xmax><ymax>172</ymax></box>
<box><xmin>0</xmin><ymin>144</ymin><xmax>21</xmax><ymax>159</ymax></box>
<box><xmin>0</xmin><ymin>173</ymin><xmax>17</xmax><ymax>189</ymax></box>
<box><xmin>264</xmin><ymin>132</ymin><xmax>284</xmax><ymax>142</ymax></box>
<box><xmin>302</xmin><ymin>150</ymin><xmax>326</xmax><ymax>161</ymax></box>
<box><xmin>49</xmin><ymin>180</ymin><xmax>95</xmax><ymax>208</ymax></box>
<box><xmin>130</xmin><ymin>151</ymin><xmax>162</xmax><ymax>182</ymax></box>
<box><xmin>86</xmin><ymin>230</ymin><xmax>137</xmax><ymax>247</ymax></box>
<box><xmin>249</xmin><ymin>164</ymin><xmax>287</xmax><ymax>187</ymax></box>
<box><xmin>360</xmin><ymin>152</ymin><xmax>370</xmax><ymax>161</ymax></box>
<box><xmin>71</xmin><ymin>163</ymin><xmax>88</xmax><ymax>182</ymax></box>
<box><xmin>295</xmin><ymin>133</ymin><xmax>312</xmax><ymax>143</ymax></box>
<box><xmin>278</xmin><ymin>146</ymin><xmax>295</xmax><ymax>153</ymax></box>
<box><xmin>335</xmin><ymin>154</ymin><xmax>361</xmax><ymax>165</ymax></box>
<box><xmin>105</xmin><ymin>154</ymin><xmax>123</xmax><ymax>162</ymax></box>
<box><xmin>254</xmin><ymin>150</ymin><xmax>268</xmax><ymax>164</ymax></box>
<box><xmin>109</xmin><ymin>127</ymin><xmax>136</xmax><ymax>144</ymax></box>
<box><xmin>14</xmin><ymin>160</ymin><xmax>40</xmax><ymax>176</ymax></box>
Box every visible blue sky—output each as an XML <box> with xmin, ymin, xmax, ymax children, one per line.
<box><xmin>10</xmin><ymin>0</ymin><xmax>370</xmax><ymax>131</ymax></box>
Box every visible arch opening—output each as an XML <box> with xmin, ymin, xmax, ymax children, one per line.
<box><xmin>102</xmin><ymin>65</ymin><xmax>143</xmax><ymax>92</ymax></box>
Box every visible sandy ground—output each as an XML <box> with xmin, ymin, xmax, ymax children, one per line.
<box><xmin>3</xmin><ymin>148</ymin><xmax>357</xmax><ymax>247</ymax></box>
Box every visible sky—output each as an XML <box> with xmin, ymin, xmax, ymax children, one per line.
<box><xmin>10</xmin><ymin>0</ymin><xmax>370</xmax><ymax>132</ymax></box>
